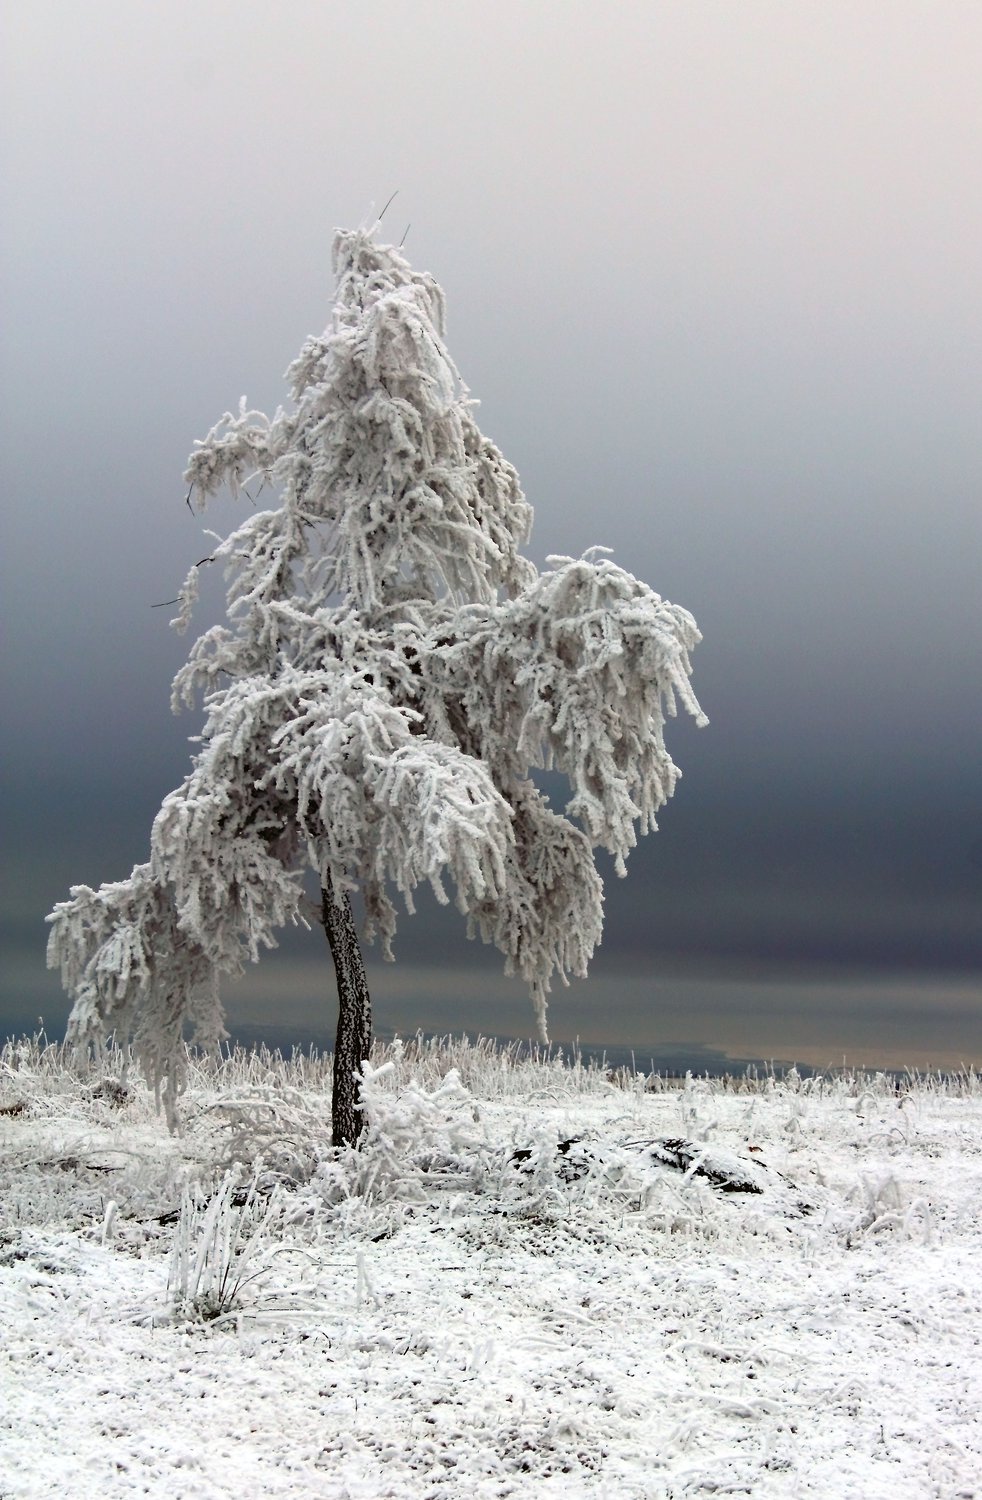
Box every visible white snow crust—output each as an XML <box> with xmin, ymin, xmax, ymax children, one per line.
<box><xmin>2</xmin><ymin>1037</ymin><xmax>980</xmax><ymax>1498</ymax></box>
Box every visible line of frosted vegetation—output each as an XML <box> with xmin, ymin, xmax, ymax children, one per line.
<box><xmin>3</xmin><ymin>1029</ymin><xmax>978</xmax><ymax>1103</ymax></box>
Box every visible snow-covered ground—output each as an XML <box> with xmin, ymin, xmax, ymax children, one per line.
<box><xmin>2</xmin><ymin>1035</ymin><xmax>980</xmax><ymax>1499</ymax></box>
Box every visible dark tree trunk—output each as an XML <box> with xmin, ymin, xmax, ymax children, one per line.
<box><xmin>320</xmin><ymin>872</ymin><xmax>373</xmax><ymax>1147</ymax></box>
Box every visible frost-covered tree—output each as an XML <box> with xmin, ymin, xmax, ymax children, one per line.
<box><xmin>47</xmin><ymin>229</ymin><xmax>707</xmax><ymax>1145</ymax></box>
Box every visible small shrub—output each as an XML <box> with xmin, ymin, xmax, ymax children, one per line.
<box><xmin>166</xmin><ymin>1169</ymin><xmax>282</xmax><ymax>1325</ymax></box>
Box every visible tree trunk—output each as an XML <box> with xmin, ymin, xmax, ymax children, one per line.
<box><xmin>320</xmin><ymin>872</ymin><xmax>373</xmax><ymax>1147</ymax></box>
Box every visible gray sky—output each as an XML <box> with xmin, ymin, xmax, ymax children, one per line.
<box><xmin>2</xmin><ymin>1</ymin><xmax>980</xmax><ymax>1067</ymax></box>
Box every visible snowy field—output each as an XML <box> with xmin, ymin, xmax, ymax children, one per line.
<box><xmin>2</xmin><ymin>1035</ymin><xmax>980</xmax><ymax>1499</ymax></box>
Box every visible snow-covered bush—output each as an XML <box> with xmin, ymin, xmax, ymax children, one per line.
<box><xmin>328</xmin><ymin>1058</ymin><xmax>489</xmax><ymax>1203</ymax></box>
<box><xmin>165</xmin><ymin>1168</ymin><xmax>284</xmax><ymax>1326</ymax></box>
